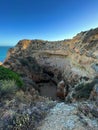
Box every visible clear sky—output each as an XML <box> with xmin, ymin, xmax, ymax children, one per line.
<box><xmin>0</xmin><ymin>0</ymin><xmax>98</xmax><ymax>46</ymax></box>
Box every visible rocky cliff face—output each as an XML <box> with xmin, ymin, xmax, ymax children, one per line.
<box><xmin>1</xmin><ymin>27</ymin><xmax>98</xmax><ymax>130</ymax></box>
<box><xmin>3</xmin><ymin>27</ymin><xmax>98</xmax><ymax>101</ymax></box>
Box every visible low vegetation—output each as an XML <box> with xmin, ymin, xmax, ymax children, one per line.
<box><xmin>0</xmin><ymin>80</ymin><xmax>17</xmax><ymax>96</ymax></box>
<box><xmin>73</xmin><ymin>80</ymin><xmax>94</xmax><ymax>99</ymax></box>
<box><xmin>0</xmin><ymin>66</ymin><xmax>23</xmax><ymax>87</ymax></box>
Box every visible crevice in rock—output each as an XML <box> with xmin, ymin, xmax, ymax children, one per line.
<box><xmin>43</xmin><ymin>68</ymin><xmax>54</xmax><ymax>77</ymax></box>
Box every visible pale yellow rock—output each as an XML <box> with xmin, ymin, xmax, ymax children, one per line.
<box><xmin>0</xmin><ymin>62</ymin><xmax>2</xmax><ymax>65</ymax></box>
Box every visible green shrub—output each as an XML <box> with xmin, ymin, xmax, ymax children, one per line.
<box><xmin>0</xmin><ymin>80</ymin><xmax>17</xmax><ymax>96</ymax></box>
<box><xmin>74</xmin><ymin>82</ymin><xmax>93</xmax><ymax>99</ymax></box>
<box><xmin>0</xmin><ymin>66</ymin><xmax>23</xmax><ymax>87</ymax></box>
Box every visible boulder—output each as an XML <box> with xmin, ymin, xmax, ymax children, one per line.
<box><xmin>56</xmin><ymin>80</ymin><xmax>67</xmax><ymax>100</ymax></box>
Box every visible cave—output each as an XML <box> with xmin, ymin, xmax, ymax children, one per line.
<box><xmin>35</xmin><ymin>68</ymin><xmax>68</xmax><ymax>101</ymax></box>
<box><xmin>38</xmin><ymin>81</ymin><xmax>57</xmax><ymax>100</ymax></box>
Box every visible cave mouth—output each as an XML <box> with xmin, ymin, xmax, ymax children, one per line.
<box><xmin>35</xmin><ymin>67</ymin><xmax>68</xmax><ymax>101</ymax></box>
<box><xmin>37</xmin><ymin>81</ymin><xmax>57</xmax><ymax>100</ymax></box>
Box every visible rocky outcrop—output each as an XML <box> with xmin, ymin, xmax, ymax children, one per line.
<box><xmin>68</xmin><ymin>28</ymin><xmax>98</xmax><ymax>55</ymax></box>
<box><xmin>56</xmin><ymin>80</ymin><xmax>68</xmax><ymax>100</ymax></box>
<box><xmin>3</xmin><ymin>27</ymin><xmax>98</xmax><ymax>100</ymax></box>
<box><xmin>37</xmin><ymin>102</ymin><xmax>98</xmax><ymax>130</ymax></box>
<box><xmin>1</xmin><ymin>27</ymin><xmax>98</xmax><ymax>130</ymax></box>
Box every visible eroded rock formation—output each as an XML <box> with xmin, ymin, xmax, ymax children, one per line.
<box><xmin>3</xmin><ymin>27</ymin><xmax>98</xmax><ymax>100</ymax></box>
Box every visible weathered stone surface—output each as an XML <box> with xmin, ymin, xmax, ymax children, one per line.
<box><xmin>3</xmin><ymin>27</ymin><xmax>98</xmax><ymax>100</ymax></box>
<box><xmin>37</xmin><ymin>102</ymin><xmax>98</xmax><ymax>130</ymax></box>
<box><xmin>56</xmin><ymin>80</ymin><xmax>67</xmax><ymax>100</ymax></box>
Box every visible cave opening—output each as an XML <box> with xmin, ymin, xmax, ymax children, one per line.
<box><xmin>35</xmin><ymin>69</ymin><xmax>69</xmax><ymax>101</ymax></box>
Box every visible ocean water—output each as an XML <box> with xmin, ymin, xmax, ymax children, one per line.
<box><xmin>0</xmin><ymin>46</ymin><xmax>12</xmax><ymax>62</ymax></box>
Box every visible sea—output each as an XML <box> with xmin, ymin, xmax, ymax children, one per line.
<box><xmin>0</xmin><ymin>46</ymin><xmax>12</xmax><ymax>62</ymax></box>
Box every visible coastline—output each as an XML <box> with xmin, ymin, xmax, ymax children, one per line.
<box><xmin>0</xmin><ymin>46</ymin><xmax>12</xmax><ymax>64</ymax></box>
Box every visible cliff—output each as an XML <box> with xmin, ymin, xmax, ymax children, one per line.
<box><xmin>0</xmin><ymin>27</ymin><xmax>98</xmax><ymax>130</ymax></box>
<box><xmin>3</xmin><ymin>27</ymin><xmax>98</xmax><ymax>101</ymax></box>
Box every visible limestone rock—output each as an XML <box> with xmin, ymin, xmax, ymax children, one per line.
<box><xmin>0</xmin><ymin>62</ymin><xmax>2</xmax><ymax>65</ymax></box>
<box><xmin>37</xmin><ymin>102</ymin><xmax>98</xmax><ymax>130</ymax></box>
<box><xmin>3</xmin><ymin>27</ymin><xmax>98</xmax><ymax>100</ymax></box>
<box><xmin>56</xmin><ymin>80</ymin><xmax>67</xmax><ymax>100</ymax></box>
<box><xmin>1</xmin><ymin>27</ymin><xmax>98</xmax><ymax>130</ymax></box>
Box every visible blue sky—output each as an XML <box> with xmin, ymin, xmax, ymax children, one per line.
<box><xmin>0</xmin><ymin>0</ymin><xmax>98</xmax><ymax>46</ymax></box>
